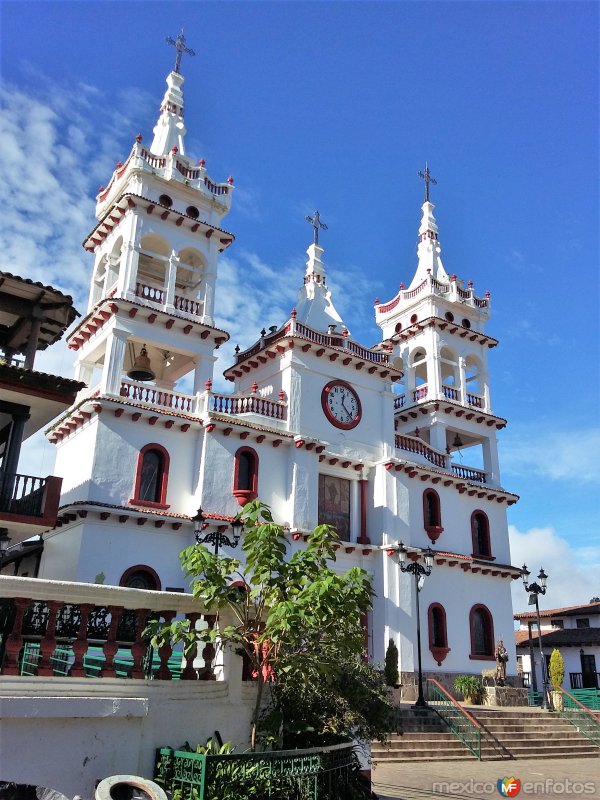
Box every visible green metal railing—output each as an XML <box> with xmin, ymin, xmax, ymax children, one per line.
<box><xmin>557</xmin><ymin>688</ymin><xmax>600</xmax><ymax>748</ymax></box>
<box><xmin>527</xmin><ymin>690</ymin><xmax>544</xmax><ymax>707</ymax></box>
<box><xmin>154</xmin><ymin>742</ymin><xmax>355</xmax><ymax>800</ymax></box>
<box><xmin>426</xmin><ymin>677</ymin><xmax>482</xmax><ymax>760</ymax></box>
<box><xmin>570</xmin><ymin>689</ymin><xmax>600</xmax><ymax>711</ymax></box>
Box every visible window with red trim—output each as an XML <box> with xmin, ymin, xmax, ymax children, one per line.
<box><xmin>428</xmin><ymin>602</ymin><xmax>450</xmax><ymax>665</ymax></box>
<box><xmin>120</xmin><ymin>564</ymin><xmax>161</xmax><ymax>590</ymax></box>
<box><xmin>233</xmin><ymin>447</ymin><xmax>259</xmax><ymax>506</ymax></box>
<box><xmin>469</xmin><ymin>604</ymin><xmax>494</xmax><ymax>658</ymax></box>
<box><xmin>131</xmin><ymin>444</ymin><xmax>170</xmax><ymax>509</ymax></box>
<box><xmin>423</xmin><ymin>489</ymin><xmax>443</xmax><ymax>542</ymax></box>
<box><xmin>471</xmin><ymin>510</ymin><xmax>492</xmax><ymax>558</ymax></box>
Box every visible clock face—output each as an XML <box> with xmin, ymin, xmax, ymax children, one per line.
<box><xmin>321</xmin><ymin>381</ymin><xmax>362</xmax><ymax>430</ymax></box>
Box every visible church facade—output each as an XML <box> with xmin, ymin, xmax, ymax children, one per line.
<box><xmin>39</xmin><ymin>55</ymin><xmax>521</xmax><ymax>683</ymax></box>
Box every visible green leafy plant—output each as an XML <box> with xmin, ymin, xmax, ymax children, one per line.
<box><xmin>148</xmin><ymin>500</ymin><xmax>382</xmax><ymax>751</ymax></box>
<box><xmin>549</xmin><ymin>648</ymin><xmax>565</xmax><ymax>689</ymax></box>
<box><xmin>453</xmin><ymin>674</ymin><xmax>484</xmax><ymax>703</ymax></box>
<box><xmin>384</xmin><ymin>639</ymin><xmax>399</xmax><ymax>687</ymax></box>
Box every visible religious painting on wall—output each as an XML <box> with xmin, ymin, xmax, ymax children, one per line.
<box><xmin>318</xmin><ymin>474</ymin><xmax>351</xmax><ymax>541</ymax></box>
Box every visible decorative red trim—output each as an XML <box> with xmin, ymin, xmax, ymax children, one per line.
<box><xmin>428</xmin><ymin>602</ymin><xmax>450</xmax><ymax>666</ymax></box>
<box><xmin>469</xmin><ymin>603</ymin><xmax>495</xmax><ymax>659</ymax></box>
<box><xmin>131</xmin><ymin>443</ymin><xmax>170</xmax><ymax>507</ymax></box>
<box><xmin>423</xmin><ymin>488</ymin><xmax>443</xmax><ymax>542</ymax></box>
<box><xmin>471</xmin><ymin>510</ymin><xmax>492</xmax><ymax>558</ymax></box>
<box><xmin>233</xmin><ymin>446</ymin><xmax>259</xmax><ymax>505</ymax></box>
<box><xmin>120</xmin><ymin>564</ymin><xmax>161</xmax><ymax>590</ymax></box>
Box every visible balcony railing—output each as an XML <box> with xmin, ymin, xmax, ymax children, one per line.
<box><xmin>120</xmin><ymin>381</ymin><xmax>196</xmax><ymax>413</ymax></box>
<box><xmin>451</xmin><ymin>464</ymin><xmax>487</xmax><ymax>483</ymax></box>
<box><xmin>395</xmin><ymin>434</ymin><xmax>448</xmax><ymax>468</ymax></box>
<box><xmin>134</xmin><ymin>283</ymin><xmax>203</xmax><ymax>318</ymax></box>
<box><xmin>393</xmin><ymin>385</ymin><xmax>487</xmax><ymax>412</ymax></box>
<box><xmin>0</xmin><ymin>471</ymin><xmax>61</xmax><ymax>521</ymax></box>
<box><xmin>210</xmin><ymin>393</ymin><xmax>287</xmax><ymax>421</ymax></box>
<box><xmin>0</xmin><ymin>576</ymin><xmax>217</xmax><ymax>682</ymax></box>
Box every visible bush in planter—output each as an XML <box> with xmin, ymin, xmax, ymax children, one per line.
<box><xmin>549</xmin><ymin>648</ymin><xmax>565</xmax><ymax>689</ymax></box>
<box><xmin>384</xmin><ymin>639</ymin><xmax>400</xmax><ymax>687</ymax></box>
<box><xmin>453</xmin><ymin>675</ymin><xmax>484</xmax><ymax>704</ymax></box>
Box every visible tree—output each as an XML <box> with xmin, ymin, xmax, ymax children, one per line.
<box><xmin>383</xmin><ymin>639</ymin><xmax>399</xmax><ymax>687</ymax></box>
<box><xmin>148</xmin><ymin>500</ymin><xmax>379</xmax><ymax>750</ymax></box>
<box><xmin>549</xmin><ymin>648</ymin><xmax>565</xmax><ymax>690</ymax></box>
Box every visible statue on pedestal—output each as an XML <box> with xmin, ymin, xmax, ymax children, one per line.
<box><xmin>495</xmin><ymin>639</ymin><xmax>508</xmax><ymax>686</ymax></box>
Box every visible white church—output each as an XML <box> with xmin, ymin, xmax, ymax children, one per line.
<box><xmin>36</xmin><ymin>45</ymin><xmax>521</xmax><ymax>686</ymax></box>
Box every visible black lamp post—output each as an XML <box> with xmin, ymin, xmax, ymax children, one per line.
<box><xmin>395</xmin><ymin>541</ymin><xmax>435</xmax><ymax>709</ymax></box>
<box><xmin>193</xmin><ymin>507</ymin><xmax>242</xmax><ymax>555</ymax></box>
<box><xmin>521</xmin><ymin>564</ymin><xmax>551</xmax><ymax>710</ymax></box>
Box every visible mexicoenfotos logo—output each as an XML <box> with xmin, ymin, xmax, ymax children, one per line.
<box><xmin>497</xmin><ymin>776</ymin><xmax>521</xmax><ymax>797</ymax></box>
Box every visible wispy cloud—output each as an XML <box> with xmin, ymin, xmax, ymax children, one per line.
<box><xmin>501</xmin><ymin>424</ymin><xmax>600</xmax><ymax>485</ymax></box>
<box><xmin>509</xmin><ymin>524</ymin><xmax>600</xmax><ymax>611</ymax></box>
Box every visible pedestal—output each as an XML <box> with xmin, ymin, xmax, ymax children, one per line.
<box><xmin>483</xmin><ymin>686</ymin><xmax>529</xmax><ymax>707</ymax></box>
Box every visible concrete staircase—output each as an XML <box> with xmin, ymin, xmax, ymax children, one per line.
<box><xmin>372</xmin><ymin>706</ymin><xmax>599</xmax><ymax>762</ymax></box>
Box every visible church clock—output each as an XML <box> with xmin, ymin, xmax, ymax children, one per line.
<box><xmin>321</xmin><ymin>380</ymin><xmax>362</xmax><ymax>430</ymax></box>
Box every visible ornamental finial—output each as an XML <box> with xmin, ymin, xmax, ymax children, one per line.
<box><xmin>166</xmin><ymin>29</ymin><xmax>195</xmax><ymax>74</ymax></box>
<box><xmin>305</xmin><ymin>210</ymin><xmax>328</xmax><ymax>246</ymax></box>
<box><xmin>417</xmin><ymin>162</ymin><xmax>437</xmax><ymax>203</ymax></box>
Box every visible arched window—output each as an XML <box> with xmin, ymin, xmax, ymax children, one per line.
<box><xmin>471</xmin><ymin>511</ymin><xmax>492</xmax><ymax>558</ymax></box>
<box><xmin>428</xmin><ymin>603</ymin><xmax>450</xmax><ymax>665</ymax></box>
<box><xmin>120</xmin><ymin>564</ymin><xmax>161</xmax><ymax>591</ymax></box>
<box><xmin>469</xmin><ymin>604</ymin><xmax>494</xmax><ymax>659</ymax></box>
<box><xmin>130</xmin><ymin>444</ymin><xmax>170</xmax><ymax>509</ymax></box>
<box><xmin>423</xmin><ymin>489</ymin><xmax>443</xmax><ymax>543</ymax></box>
<box><xmin>233</xmin><ymin>447</ymin><xmax>259</xmax><ymax>507</ymax></box>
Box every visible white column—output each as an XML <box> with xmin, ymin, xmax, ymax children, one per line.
<box><xmin>482</xmin><ymin>370</ymin><xmax>491</xmax><ymax>412</ymax></box>
<box><xmin>429</xmin><ymin>420</ymin><xmax>447</xmax><ymax>453</ymax></box>
<box><xmin>118</xmin><ymin>213</ymin><xmax>142</xmax><ymax>298</ymax></box>
<box><xmin>428</xmin><ymin>329</ymin><xmax>441</xmax><ymax>400</ymax></box>
<box><xmin>459</xmin><ymin>356</ymin><xmax>467</xmax><ymax>405</ymax></box>
<box><xmin>350</xmin><ymin>479</ymin><xmax>360</xmax><ymax>542</ymax></box>
<box><xmin>482</xmin><ymin>436</ymin><xmax>501</xmax><ymax>486</ymax></box>
<box><xmin>202</xmin><ymin>271</ymin><xmax>216</xmax><ymax>325</ymax></box>
<box><xmin>165</xmin><ymin>251</ymin><xmax>178</xmax><ymax>307</ymax></box>
<box><xmin>74</xmin><ymin>360</ymin><xmax>94</xmax><ymax>385</ymax></box>
<box><xmin>100</xmin><ymin>329</ymin><xmax>129</xmax><ymax>395</ymax></box>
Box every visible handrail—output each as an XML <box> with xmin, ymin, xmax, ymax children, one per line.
<box><xmin>426</xmin><ymin>677</ymin><xmax>482</xmax><ymax>760</ymax></box>
<box><xmin>557</xmin><ymin>687</ymin><xmax>600</xmax><ymax>747</ymax></box>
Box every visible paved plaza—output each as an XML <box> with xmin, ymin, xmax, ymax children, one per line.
<box><xmin>372</xmin><ymin>756</ymin><xmax>599</xmax><ymax>799</ymax></box>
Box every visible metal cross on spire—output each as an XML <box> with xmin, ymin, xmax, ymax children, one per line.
<box><xmin>166</xmin><ymin>29</ymin><xmax>195</xmax><ymax>74</ymax></box>
<box><xmin>417</xmin><ymin>162</ymin><xmax>437</xmax><ymax>202</ymax></box>
<box><xmin>305</xmin><ymin>210</ymin><xmax>328</xmax><ymax>245</ymax></box>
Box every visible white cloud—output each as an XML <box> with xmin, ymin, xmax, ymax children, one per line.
<box><xmin>509</xmin><ymin>524</ymin><xmax>600</xmax><ymax>612</ymax></box>
<box><xmin>501</xmin><ymin>425</ymin><xmax>600</xmax><ymax>485</ymax></box>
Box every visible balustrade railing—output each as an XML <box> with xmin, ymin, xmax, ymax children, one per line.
<box><xmin>394</xmin><ymin>394</ymin><xmax>406</xmax><ymax>410</ymax></box>
<box><xmin>0</xmin><ymin>576</ymin><xmax>216</xmax><ymax>682</ymax></box>
<box><xmin>139</xmin><ymin>149</ymin><xmax>167</xmax><ymax>169</ymax></box>
<box><xmin>467</xmin><ymin>392</ymin><xmax>483</xmax><ymax>408</ymax></box>
<box><xmin>0</xmin><ymin>471</ymin><xmax>49</xmax><ymax>517</ymax></box>
<box><xmin>413</xmin><ymin>385</ymin><xmax>428</xmax><ymax>402</ymax></box>
<box><xmin>570</xmin><ymin>673</ymin><xmax>600</xmax><ymax>691</ymax></box>
<box><xmin>442</xmin><ymin>385</ymin><xmax>460</xmax><ymax>401</ymax></box>
<box><xmin>451</xmin><ymin>464</ymin><xmax>487</xmax><ymax>483</ymax></box>
<box><xmin>135</xmin><ymin>282</ymin><xmax>165</xmax><ymax>304</ymax></box>
<box><xmin>557</xmin><ymin>688</ymin><xmax>600</xmax><ymax>747</ymax></box>
<box><xmin>134</xmin><ymin>283</ymin><xmax>203</xmax><ymax>318</ymax></box>
<box><xmin>120</xmin><ymin>381</ymin><xmax>196</xmax><ymax>413</ymax></box>
<box><xmin>204</xmin><ymin>177</ymin><xmax>229</xmax><ymax>196</ymax></box>
<box><xmin>174</xmin><ymin>295</ymin><xmax>203</xmax><ymax>316</ymax></box>
<box><xmin>395</xmin><ymin>435</ymin><xmax>448</xmax><ymax>468</ymax></box>
<box><xmin>210</xmin><ymin>393</ymin><xmax>287</xmax><ymax>421</ymax></box>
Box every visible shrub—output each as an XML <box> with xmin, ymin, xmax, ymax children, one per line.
<box><xmin>453</xmin><ymin>675</ymin><xmax>484</xmax><ymax>703</ymax></box>
<box><xmin>549</xmin><ymin>649</ymin><xmax>565</xmax><ymax>689</ymax></box>
<box><xmin>384</xmin><ymin>639</ymin><xmax>399</xmax><ymax>687</ymax></box>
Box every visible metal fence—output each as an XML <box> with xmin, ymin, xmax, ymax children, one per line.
<box><xmin>154</xmin><ymin>742</ymin><xmax>356</xmax><ymax>800</ymax></box>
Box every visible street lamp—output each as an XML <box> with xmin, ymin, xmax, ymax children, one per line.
<box><xmin>193</xmin><ymin>507</ymin><xmax>242</xmax><ymax>556</ymax></box>
<box><xmin>395</xmin><ymin>541</ymin><xmax>435</xmax><ymax>709</ymax></box>
<box><xmin>522</xmin><ymin>564</ymin><xmax>551</xmax><ymax>710</ymax></box>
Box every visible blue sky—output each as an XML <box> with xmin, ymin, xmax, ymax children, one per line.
<box><xmin>1</xmin><ymin>1</ymin><xmax>598</xmax><ymax>607</ymax></box>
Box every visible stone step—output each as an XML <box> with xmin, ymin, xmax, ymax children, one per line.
<box><xmin>374</xmin><ymin>749</ymin><xmax>599</xmax><ymax>763</ymax></box>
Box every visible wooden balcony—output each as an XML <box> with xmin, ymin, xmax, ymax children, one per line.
<box><xmin>0</xmin><ymin>471</ymin><xmax>62</xmax><ymax>535</ymax></box>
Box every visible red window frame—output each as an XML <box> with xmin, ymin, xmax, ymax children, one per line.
<box><xmin>469</xmin><ymin>603</ymin><xmax>495</xmax><ymax>659</ymax></box>
<box><xmin>233</xmin><ymin>446</ymin><xmax>259</xmax><ymax>507</ymax></box>
<box><xmin>130</xmin><ymin>443</ymin><xmax>170</xmax><ymax>509</ymax></box>
<box><xmin>119</xmin><ymin>564</ymin><xmax>161</xmax><ymax>590</ymax></box>
<box><xmin>422</xmin><ymin>488</ymin><xmax>443</xmax><ymax>543</ymax></box>
<box><xmin>428</xmin><ymin>602</ymin><xmax>450</xmax><ymax>666</ymax></box>
<box><xmin>471</xmin><ymin>510</ymin><xmax>493</xmax><ymax>559</ymax></box>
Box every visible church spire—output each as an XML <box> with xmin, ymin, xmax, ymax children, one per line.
<box><xmin>406</xmin><ymin>164</ymin><xmax>450</xmax><ymax>289</ymax></box>
<box><xmin>294</xmin><ymin>213</ymin><xmax>347</xmax><ymax>334</ymax></box>
<box><xmin>150</xmin><ymin>31</ymin><xmax>195</xmax><ymax>156</ymax></box>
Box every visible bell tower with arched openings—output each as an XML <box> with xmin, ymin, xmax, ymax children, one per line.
<box><xmin>375</xmin><ymin>170</ymin><xmax>502</xmax><ymax>487</ymax></box>
<box><xmin>71</xmin><ymin>46</ymin><xmax>234</xmax><ymax>401</ymax></box>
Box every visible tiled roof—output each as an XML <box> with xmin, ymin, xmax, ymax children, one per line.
<box><xmin>0</xmin><ymin>270</ymin><xmax>74</xmax><ymax>302</ymax></box>
<box><xmin>58</xmin><ymin>500</ymin><xmax>234</xmax><ymax>523</ymax></box>
<box><xmin>0</xmin><ymin>363</ymin><xmax>85</xmax><ymax>394</ymax></box>
<box><xmin>514</xmin><ymin>601</ymin><xmax>600</xmax><ymax>620</ymax></box>
<box><xmin>515</xmin><ymin>627</ymin><xmax>600</xmax><ymax>648</ymax></box>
